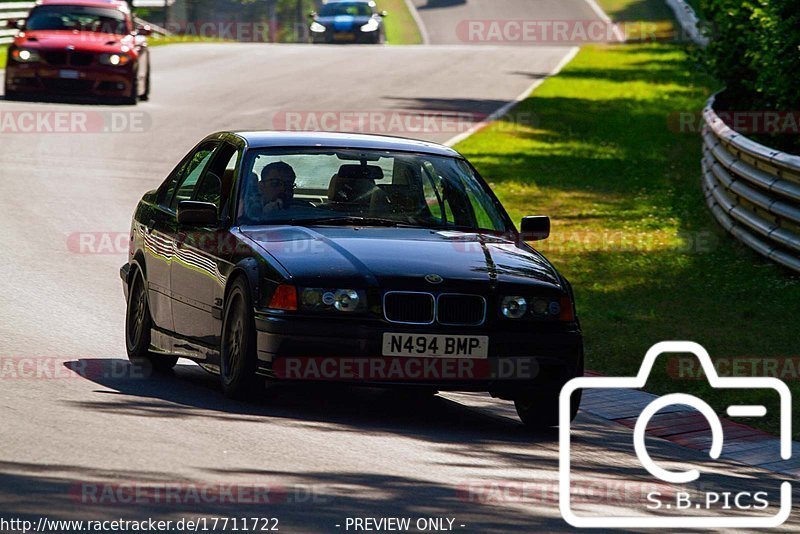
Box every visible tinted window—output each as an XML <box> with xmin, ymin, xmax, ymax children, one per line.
<box><xmin>195</xmin><ymin>144</ymin><xmax>240</xmax><ymax>210</ymax></box>
<box><xmin>237</xmin><ymin>148</ymin><xmax>509</xmax><ymax>233</ymax></box>
<box><xmin>320</xmin><ymin>2</ymin><xmax>374</xmax><ymax>17</ymax></box>
<box><xmin>168</xmin><ymin>143</ymin><xmax>217</xmax><ymax>211</ymax></box>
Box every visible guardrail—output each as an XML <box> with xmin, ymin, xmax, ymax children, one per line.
<box><xmin>665</xmin><ymin>0</ymin><xmax>708</xmax><ymax>47</ymax></box>
<box><xmin>702</xmin><ymin>93</ymin><xmax>800</xmax><ymax>273</ymax></box>
<box><xmin>0</xmin><ymin>1</ymin><xmax>34</xmax><ymax>45</ymax></box>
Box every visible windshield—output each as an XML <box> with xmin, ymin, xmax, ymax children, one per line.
<box><xmin>319</xmin><ymin>2</ymin><xmax>374</xmax><ymax>17</ymax></box>
<box><xmin>25</xmin><ymin>5</ymin><xmax>129</xmax><ymax>35</ymax></box>
<box><xmin>237</xmin><ymin>149</ymin><xmax>510</xmax><ymax>233</ymax></box>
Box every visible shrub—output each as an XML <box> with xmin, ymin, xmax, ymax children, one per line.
<box><xmin>699</xmin><ymin>0</ymin><xmax>800</xmax><ymax>111</ymax></box>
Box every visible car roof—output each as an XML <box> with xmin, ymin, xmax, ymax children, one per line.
<box><xmin>230</xmin><ymin>131</ymin><xmax>462</xmax><ymax>158</ymax></box>
<box><xmin>36</xmin><ymin>0</ymin><xmax>129</xmax><ymax>11</ymax></box>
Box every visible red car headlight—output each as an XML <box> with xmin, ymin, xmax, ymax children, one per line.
<box><xmin>98</xmin><ymin>53</ymin><xmax>131</xmax><ymax>66</ymax></box>
<box><xmin>11</xmin><ymin>48</ymin><xmax>41</xmax><ymax>63</ymax></box>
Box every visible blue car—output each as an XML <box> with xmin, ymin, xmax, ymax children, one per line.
<box><xmin>310</xmin><ymin>0</ymin><xmax>386</xmax><ymax>44</ymax></box>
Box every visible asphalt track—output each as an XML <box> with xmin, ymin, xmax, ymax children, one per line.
<box><xmin>0</xmin><ymin>0</ymin><xmax>797</xmax><ymax>531</ymax></box>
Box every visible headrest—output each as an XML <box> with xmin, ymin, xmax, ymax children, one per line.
<box><xmin>337</xmin><ymin>164</ymin><xmax>384</xmax><ymax>182</ymax></box>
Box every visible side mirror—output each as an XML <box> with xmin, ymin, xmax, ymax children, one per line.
<box><xmin>177</xmin><ymin>201</ymin><xmax>218</xmax><ymax>227</ymax></box>
<box><xmin>136</xmin><ymin>24</ymin><xmax>152</xmax><ymax>36</ymax></box>
<box><xmin>380</xmin><ymin>10</ymin><xmax>388</xmax><ymax>17</ymax></box>
<box><xmin>7</xmin><ymin>19</ymin><xmax>23</xmax><ymax>30</ymax></box>
<box><xmin>519</xmin><ymin>216</ymin><xmax>550</xmax><ymax>241</ymax></box>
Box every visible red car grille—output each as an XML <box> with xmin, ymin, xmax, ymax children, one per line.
<box><xmin>70</xmin><ymin>52</ymin><xmax>94</xmax><ymax>66</ymax></box>
<box><xmin>41</xmin><ymin>50</ymin><xmax>95</xmax><ymax>67</ymax></box>
<box><xmin>42</xmin><ymin>50</ymin><xmax>68</xmax><ymax>66</ymax></box>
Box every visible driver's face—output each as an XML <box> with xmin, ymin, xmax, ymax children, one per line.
<box><xmin>260</xmin><ymin>169</ymin><xmax>295</xmax><ymax>203</ymax></box>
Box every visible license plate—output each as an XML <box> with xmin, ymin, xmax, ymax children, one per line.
<box><xmin>333</xmin><ymin>33</ymin><xmax>355</xmax><ymax>40</ymax></box>
<box><xmin>59</xmin><ymin>70</ymin><xmax>79</xmax><ymax>79</ymax></box>
<box><xmin>382</xmin><ymin>333</ymin><xmax>489</xmax><ymax>359</ymax></box>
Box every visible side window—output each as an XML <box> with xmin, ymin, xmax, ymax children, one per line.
<box><xmin>168</xmin><ymin>143</ymin><xmax>217</xmax><ymax>211</ymax></box>
<box><xmin>421</xmin><ymin>161</ymin><xmax>454</xmax><ymax>224</ymax></box>
<box><xmin>195</xmin><ymin>143</ymin><xmax>241</xmax><ymax>211</ymax></box>
<box><xmin>159</xmin><ymin>172</ymin><xmax>181</xmax><ymax>207</ymax></box>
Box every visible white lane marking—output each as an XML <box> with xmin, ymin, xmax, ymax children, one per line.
<box><xmin>444</xmin><ymin>46</ymin><xmax>579</xmax><ymax>147</ymax></box>
<box><xmin>727</xmin><ymin>405</ymin><xmax>768</xmax><ymax>418</ymax></box>
<box><xmin>403</xmin><ymin>0</ymin><xmax>430</xmax><ymax>45</ymax></box>
<box><xmin>583</xmin><ymin>0</ymin><xmax>626</xmax><ymax>42</ymax></box>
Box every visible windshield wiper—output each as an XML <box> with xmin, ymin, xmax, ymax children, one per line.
<box><xmin>289</xmin><ymin>217</ymin><xmax>418</xmax><ymax>228</ymax></box>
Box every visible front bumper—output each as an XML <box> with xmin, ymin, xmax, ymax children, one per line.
<box><xmin>254</xmin><ymin>313</ymin><xmax>582</xmax><ymax>396</ymax></box>
<box><xmin>311</xmin><ymin>29</ymin><xmax>380</xmax><ymax>43</ymax></box>
<box><xmin>5</xmin><ymin>63</ymin><xmax>133</xmax><ymax>98</ymax></box>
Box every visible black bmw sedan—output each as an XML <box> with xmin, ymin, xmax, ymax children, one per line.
<box><xmin>309</xmin><ymin>0</ymin><xmax>386</xmax><ymax>44</ymax></box>
<box><xmin>121</xmin><ymin>131</ymin><xmax>583</xmax><ymax>428</ymax></box>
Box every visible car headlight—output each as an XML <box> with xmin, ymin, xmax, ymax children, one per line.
<box><xmin>360</xmin><ymin>19</ymin><xmax>380</xmax><ymax>32</ymax></box>
<box><xmin>310</xmin><ymin>22</ymin><xmax>327</xmax><ymax>33</ymax></box>
<box><xmin>300</xmin><ymin>288</ymin><xmax>366</xmax><ymax>313</ymax></box>
<box><xmin>501</xmin><ymin>296</ymin><xmax>527</xmax><ymax>319</ymax></box>
<box><xmin>11</xmin><ymin>48</ymin><xmax>40</xmax><ymax>63</ymax></box>
<box><xmin>98</xmin><ymin>53</ymin><xmax>131</xmax><ymax>66</ymax></box>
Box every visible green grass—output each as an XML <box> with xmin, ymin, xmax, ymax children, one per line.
<box><xmin>597</xmin><ymin>0</ymin><xmax>679</xmax><ymax>41</ymax></box>
<box><xmin>379</xmin><ymin>0</ymin><xmax>422</xmax><ymax>45</ymax></box>
<box><xmin>147</xmin><ymin>35</ymin><xmax>231</xmax><ymax>47</ymax></box>
<box><xmin>455</xmin><ymin>43</ymin><xmax>800</xmax><ymax>438</ymax></box>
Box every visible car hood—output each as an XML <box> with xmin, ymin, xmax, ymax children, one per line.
<box><xmin>242</xmin><ymin>226</ymin><xmax>562</xmax><ymax>290</ymax></box>
<box><xmin>14</xmin><ymin>30</ymin><xmax>132</xmax><ymax>51</ymax></box>
<box><xmin>315</xmin><ymin>15</ymin><xmax>373</xmax><ymax>29</ymax></box>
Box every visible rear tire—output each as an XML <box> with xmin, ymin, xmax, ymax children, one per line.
<box><xmin>220</xmin><ymin>277</ymin><xmax>261</xmax><ymax>399</ymax></box>
<box><xmin>125</xmin><ymin>271</ymin><xmax>178</xmax><ymax>373</ymax></box>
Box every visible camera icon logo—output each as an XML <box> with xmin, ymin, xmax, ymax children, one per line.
<box><xmin>559</xmin><ymin>341</ymin><xmax>793</xmax><ymax>529</ymax></box>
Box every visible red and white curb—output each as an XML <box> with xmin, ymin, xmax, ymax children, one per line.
<box><xmin>581</xmin><ymin>371</ymin><xmax>800</xmax><ymax>477</ymax></box>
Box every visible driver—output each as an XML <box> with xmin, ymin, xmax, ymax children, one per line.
<box><xmin>246</xmin><ymin>161</ymin><xmax>297</xmax><ymax>217</ymax></box>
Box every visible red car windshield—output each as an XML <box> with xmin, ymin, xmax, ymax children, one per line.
<box><xmin>25</xmin><ymin>5</ymin><xmax>129</xmax><ymax>35</ymax></box>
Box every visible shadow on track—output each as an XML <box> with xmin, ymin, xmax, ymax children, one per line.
<box><xmin>62</xmin><ymin>359</ymin><xmax>549</xmax><ymax>446</ymax></box>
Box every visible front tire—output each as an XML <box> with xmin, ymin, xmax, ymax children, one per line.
<box><xmin>220</xmin><ymin>277</ymin><xmax>261</xmax><ymax>399</ymax></box>
<box><xmin>125</xmin><ymin>271</ymin><xmax>178</xmax><ymax>372</ymax></box>
<box><xmin>514</xmin><ymin>356</ymin><xmax>584</xmax><ymax>429</ymax></box>
<box><xmin>514</xmin><ymin>388</ymin><xmax>581</xmax><ymax>429</ymax></box>
<box><xmin>122</xmin><ymin>71</ymin><xmax>138</xmax><ymax>105</ymax></box>
<box><xmin>140</xmin><ymin>68</ymin><xmax>150</xmax><ymax>101</ymax></box>
<box><xmin>3</xmin><ymin>86</ymin><xmax>20</xmax><ymax>101</ymax></box>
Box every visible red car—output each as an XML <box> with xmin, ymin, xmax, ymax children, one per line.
<box><xmin>4</xmin><ymin>0</ymin><xmax>151</xmax><ymax>104</ymax></box>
